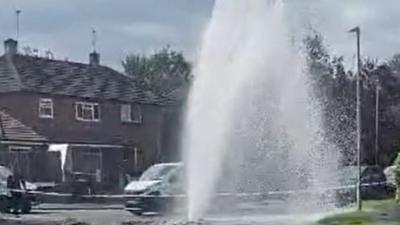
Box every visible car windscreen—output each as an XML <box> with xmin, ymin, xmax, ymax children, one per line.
<box><xmin>139</xmin><ymin>164</ymin><xmax>178</xmax><ymax>181</ymax></box>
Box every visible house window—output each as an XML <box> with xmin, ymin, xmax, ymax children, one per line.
<box><xmin>75</xmin><ymin>102</ymin><xmax>100</xmax><ymax>121</ymax></box>
<box><xmin>121</xmin><ymin>104</ymin><xmax>142</xmax><ymax>123</ymax></box>
<box><xmin>39</xmin><ymin>98</ymin><xmax>54</xmax><ymax>118</ymax></box>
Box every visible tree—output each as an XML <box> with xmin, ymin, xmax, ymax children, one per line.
<box><xmin>304</xmin><ymin>33</ymin><xmax>333</xmax><ymax>98</ymax></box>
<box><xmin>303</xmin><ymin>31</ymin><xmax>400</xmax><ymax>167</ymax></box>
<box><xmin>122</xmin><ymin>47</ymin><xmax>192</xmax><ymax>96</ymax></box>
<box><xmin>375</xmin><ymin>64</ymin><xmax>400</xmax><ymax>165</ymax></box>
<box><xmin>304</xmin><ymin>32</ymin><xmax>356</xmax><ymax>165</ymax></box>
<box><xmin>389</xmin><ymin>54</ymin><xmax>400</xmax><ymax>75</ymax></box>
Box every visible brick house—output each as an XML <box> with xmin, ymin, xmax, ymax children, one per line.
<box><xmin>0</xmin><ymin>38</ymin><xmax>182</xmax><ymax>191</ymax></box>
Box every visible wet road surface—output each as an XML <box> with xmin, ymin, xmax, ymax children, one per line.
<box><xmin>0</xmin><ymin>198</ymin><xmax>341</xmax><ymax>225</ymax></box>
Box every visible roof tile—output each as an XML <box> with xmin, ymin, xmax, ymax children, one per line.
<box><xmin>0</xmin><ymin>111</ymin><xmax>47</xmax><ymax>142</ymax></box>
<box><xmin>0</xmin><ymin>54</ymin><xmax>174</xmax><ymax>105</ymax></box>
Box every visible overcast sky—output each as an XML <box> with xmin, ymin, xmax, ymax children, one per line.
<box><xmin>0</xmin><ymin>0</ymin><xmax>399</xmax><ymax>71</ymax></box>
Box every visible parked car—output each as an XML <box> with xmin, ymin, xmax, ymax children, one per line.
<box><xmin>0</xmin><ymin>166</ymin><xmax>40</xmax><ymax>214</ymax></box>
<box><xmin>0</xmin><ymin>166</ymin><xmax>38</xmax><ymax>191</ymax></box>
<box><xmin>336</xmin><ymin>165</ymin><xmax>393</xmax><ymax>206</ymax></box>
<box><xmin>124</xmin><ymin>162</ymin><xmax>185</xmax><ymax>215</ymax></box>
<box><xmin>0</xmin><ymin>182</ymin><xmax>35</xmax><ymax>214</ymax></box>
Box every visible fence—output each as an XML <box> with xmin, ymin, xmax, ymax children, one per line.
<box><xmin>0</xmin><ymin>150</ymin><xmax>62</xmax><ymax>182</ymax></box>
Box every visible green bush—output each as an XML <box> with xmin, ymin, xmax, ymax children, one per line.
<box><xmin>395</xmin><ymin>153</ymin><xmax>400</xmax><ymax>186</ymax></box>
<box><xmin>395</xmin><ymin>153</ymin><xmax>400</xmax><ymax>202</ymax></box>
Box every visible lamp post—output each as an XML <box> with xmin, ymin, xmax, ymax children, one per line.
<box><xmin>375</xmin><ymin>83</ymin><xmax>381</xmax><ymax>166</ymax></box>
<box><xmin>349</xmin><ymin>26</ymin><xmax>362</xmax><ymax>211</ymax></box>
<box><xmin>16</xmin><ymin>9</ymin><xmax>21</xmax><ymax>41</ymax></box>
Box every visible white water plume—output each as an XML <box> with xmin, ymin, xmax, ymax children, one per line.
<box><xmin>183</xmin><ymin>0</ymin><xmax>340</xmax><ymax>221</ymax></box>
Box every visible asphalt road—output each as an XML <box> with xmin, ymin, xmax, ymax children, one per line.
<box><xmin>0</xmin><ymin>199</ymin><xmax>340</xmax><ymax>225</ymax></box>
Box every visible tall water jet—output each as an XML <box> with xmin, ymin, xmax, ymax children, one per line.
<box><xmin>183</xmin><ymin>0</ymin><xmax>339</xmax><ymax>221</ymax></box>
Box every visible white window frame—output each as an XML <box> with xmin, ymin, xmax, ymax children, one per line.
<box><xmin>121</xmin><ymin>104</ymin><xmax>131</xmax><ymax>123</ymax></box>
<box><xmin>75</xmin><ymin>102</ymin><xmax>101</xmax><ymax>122</ymax></box>
<box><xmin>120</xmin><ymin>104</ymin><xmax>142</xmax><ymax>124</ymax></box>
<box><xmin>39</xmin><ymin>98</ymin><xmax>54</xmax><ymax>119</ymax></box>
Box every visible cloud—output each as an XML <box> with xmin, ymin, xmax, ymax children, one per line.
<box><xmin>0</xmin><ymin>0</ymin><xmax>214</xmax><ymax>69</ymax></box>
<box><xmin>121</xmin><ymin>23</ymin><xmax>176</xmax><ymax>39</ymax></box>
<box><xmin>288</xmin><ymin>0</ymin><xmax>400</xmax><ymax>63</ymax></box>
<box><xmin>0</xmin><ymin>0</ymin><xmax>399</xmax><ymax>71</ymax></box>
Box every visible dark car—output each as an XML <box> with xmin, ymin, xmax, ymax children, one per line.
<box><xmin>360</xmin><ymin>166</ymin><xmax>394</xmax><ymax>199</ymax></box>
<box><xmin>0</xmin><ymin>166</ymin><xmax>40</xmax><ymax>214</ymax></box>
<box><xmin>336</xmin><ymin>165</ymin><xmax>392</xmax><ymax>206</ymax></box>
<box><xmin>0</xmin><ymin>184</ymin><xmax>35</xmax><ymax>214</ymax></box>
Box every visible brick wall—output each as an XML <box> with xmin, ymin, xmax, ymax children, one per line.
<box><xmin>0</xmin><ymin>92</ymin><xmax>166</xmax><ymax>171</ymax></box>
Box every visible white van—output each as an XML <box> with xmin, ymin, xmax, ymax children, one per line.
<box><xmin>124</xmin><ymin>162</ymin><xmax>185</xmax><ymax>215</ymax></box>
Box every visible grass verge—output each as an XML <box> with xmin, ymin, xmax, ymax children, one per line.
<box><xmin>318</xmin><ymin>199</ymin><xmax>400</xmax><ymax>225</ymax></box>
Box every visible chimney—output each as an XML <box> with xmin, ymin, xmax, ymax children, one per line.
<box><xmin>4</xmin><ymin>39</ymin><xmax>18</xmax><ymax>55</ymax></box>
<box><xmin>89</xmin><ymin>51</ymin><xmax>100</xmax><ymax>66</ymax></box>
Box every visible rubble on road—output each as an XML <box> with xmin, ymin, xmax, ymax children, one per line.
<box><xmin>121</xmin><ymin>222</ymin><xmax>159</xmax><ymax>225</ymax></box>
<box><xmin>61</xmin><ymin>218</ymin><xmax>91</xmax><ymax>225</ymax></box>
<box><xmin>121</xmin><ymin>220</ymin><xmax>205</xmax><ymax>225</ymax></box>
<box><xmin>0</xmin><ymin>217</ymin><xmax>91</xmax><ymax>225</ymax></box>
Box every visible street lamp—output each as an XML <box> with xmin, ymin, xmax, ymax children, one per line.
<box><xmin>15</xmin><ymin>9</ymin><xmax>21</xmax><ymax>41</ymax></box>
<box><xmin>349</xmin><ymin>26</ymin><xmax>362</xmax><ymax>211</ymax></box>
<box><xmin>375</xmin><ymin>82</ymin><xmax>381</xmax><ymax>166</ymax></box>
